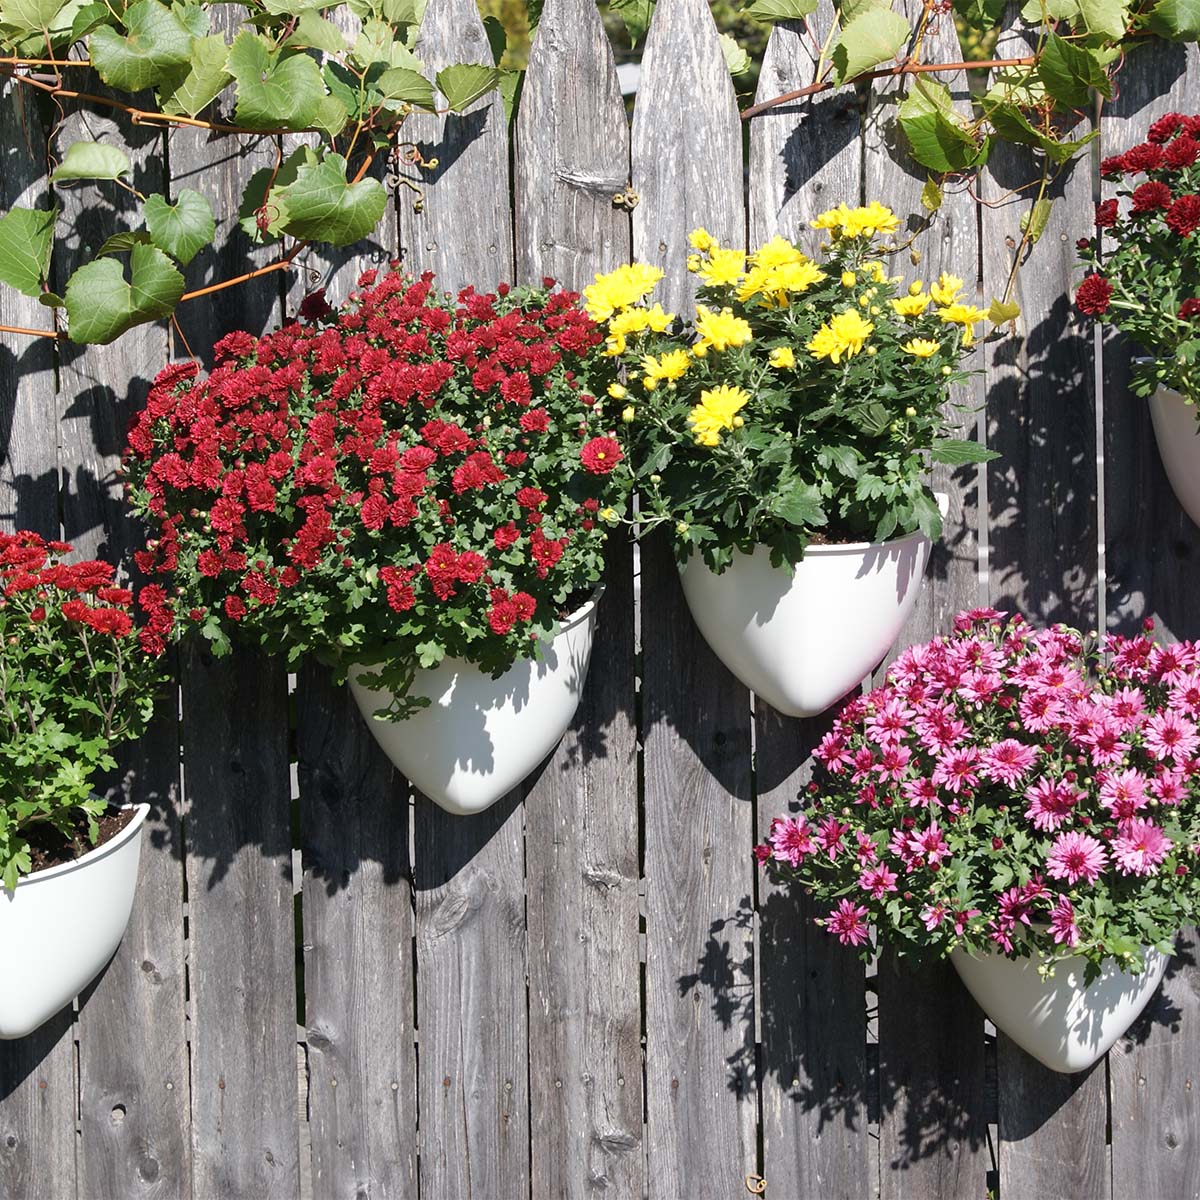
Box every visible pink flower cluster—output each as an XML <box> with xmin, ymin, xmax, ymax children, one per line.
<box><xmin>757</xmin><ymin>610</ymin><xmax>1200</xmax><ymax>968</ymax></box>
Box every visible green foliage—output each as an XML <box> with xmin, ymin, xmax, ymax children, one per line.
<box><xmin>831</xmin><ymin>6</ymin><xmax>911</xmax><ymax>86</ymax></box>
<box><xmin>0</xmin><ymin>533</ymin><xmax>165</xmax><ymax>890</ymax></box>
<box><xmin>64</xmin><ymin>243</ymin><xmax>184</xmax><ymax>344</ymax></box>
<box><xmin>143</xmin><ymin>189</ymin><xmax>214</xmax><ymax>266</ymax></box>
<box><xmin>0</xmin><ymin>206</ymin><xmax>56</xmax><ymax>298</ymax></box>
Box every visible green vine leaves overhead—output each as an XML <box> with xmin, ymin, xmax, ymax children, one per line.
<box><xmin>0</xmin><ymin>0</ymin><xmax>504</xmax><ymax>343</ymax></box>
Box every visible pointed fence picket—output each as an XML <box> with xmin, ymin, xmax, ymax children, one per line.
<box><xmin>1</xmin><ymin>5</ymin><xmax>1199</xmax><ymax>1199</ymax></box>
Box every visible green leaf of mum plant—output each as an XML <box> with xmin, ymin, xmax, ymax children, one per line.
<box><xmin>0</xmin><ymin>206</ymin><xmax>56</xmax><ymax>297</ymax></box>
<box><xmin>744</xmin><ymin>0</ymin><xmax>819</xmax><ymax>21</ymax></box>
<box><xmin>64</xmin><ymin>242</ymin><xmax>184</xmax><ymax>344</ymax></box>
<box><xmin>831</xmin><ymin>7</ymin><xmax>911</xmax><ymax>85</ymax></box>
<box><xmin>277</xmin><ymin>151</ymin><xmax>388</xmax><ymax>247</ymax></box>
<box><xmin>144</xmin><ymin>189</ymin><xmax>214</xmax><ymax>265</ymax></box>
<box><xmin>1037</xmin><ymin>31</ymin><xmax>1113</xmax><ymax>107</ymax></box>
<box><xmin>898</xmin><ymin>78</ymin><xmax>986</xmax><ymax>174</ymax></box>
<box><xmin>436</xmin><ymin>63</ymin><xmax>502</xmax><ymax>112</ymax></box>
<box><xmin>931</xmin><ymin>438</ymin><xmax>1000</xmax><ymax>465</ymax></box>
<box><xmin>51</xmin><ymin>141</ymin><xmax>130</xmax><ymax>183</ymax></box>
<box><xmin>158</xmin><ymin>34</ymin><xmax>230</xmax><ymax>117</ymax></box>
<box><xmin>1142</xmin><ymin>0</ymin><xmax>1200</xmax><ymax>38</ymax></box>
<box><xmin>227</xmin><ymin>31</ymin><xmax>326</xmax><ymax>130</ymax></box>
<box><xmin>90</xmin><ymin>0</ymin><xmax>193</xmax><ymax>92</ymax></box>
<box><xmin>771</xmin><ymin>479</ymin><xmax>827</xmax><ymax>527</ymax></box>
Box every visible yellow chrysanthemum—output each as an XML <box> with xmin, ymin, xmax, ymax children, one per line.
<box><xmin>687</xmin><ymin>384</ymin><xmax>750</xmax><ymax>447</ymax></box>
<box><xmin>812</xmin><ymin>204</ymin><xmax>851</xmax><ymax>232</ymax></box>
<box><xmin>584</xmin><ymin>262</ymin><xmax>664</xmax><ymax>322</ymax></box>
<box><xmin>749</xmin><ymin>235</ymin><xmax>806</xmax><ymax>270</ymax></box>
<box><xmin>768</xmin><ymin>346</ymin><xmax>796</xmax><ymax>369</ymax></box>
<box><xmin>930</xmin><ymin>272</ymin><xmax>964</xmax><ymax>307</ymax></box>
<box><xmin>865</xmin><ymin>260</ymin><xmax>887</xmax><ymax>283</ymax></box>
<box><xmin>902</xmin><ymin>338</ymin><xmax>941</xmax><ymax>358</ymax></box>
<box><xmin>609</xmin><ymin>308</ymin><xmax>651</xmax><ymax>337</ymax></box>
<box><xmin>645</xmin><ymin>303</ymin><xmax>675</xmax><ymax>332</ymax></box>
<box><xmin>641</xmin><ymin>348</ymin><xmax>692</xmax><ymax>384</ymax></box>
<box><xmin>603</xmin><ymin>331</ymin><xmax>627</xmax><ymax>357</ymax></box>
<box><xmin>891</xmin><ymin>293</ymin><xmax>931</xmax><ymax>318</ymax></box>
<box><xmin>697</xmin><ymin>246</ymin><xmax>747</xmax><ymax>288</ymax></box>
<box><xmin>689</xmin><ymin>228</ymin><xmax>718</xmax><ymax>252</ymax></box>
<box><xmin>608</xmin><ymin>383</ymin><xmax>627</xmax><ymax>399</ymax></box>
<box><xmin>938</xmin><ymin>302</ymin><xmax>988</xmax><ymax>345</ymax></box>
<box><xmin>694</xmin><ymin>305</ymin><xmax>753</xmax><ymax>352</ymax></box>
<box><xmin>812</xmin><ymin>202</ymin><xmax>900</xmax><ymax>239</ymax></box>
<box><xmin>806</xmin><ymin>309</ymin><xmax>874</xmax><ymax>363</ymax></box>
<box><xmin>738</xmin><ymin>260</ymin><xmax>826</xmax><ymax>304</ymax></box>
<box><xmin>841</xmin><ymin>271</ymin><xmax>857</xmax><ymax>288</ymax></box>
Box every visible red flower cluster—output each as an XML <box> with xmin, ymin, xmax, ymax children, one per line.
<box><xmin>1075</xmin><ymin>273</ymin><xmax>1113</xmax><ymax>316</ymax></box>
<box><xmin>123</xmin><ymin>269</ymin><xmax>627</xmax><ymax>699</ymax></box>
<box><xmin>0</xmin><ymin>530</ymin><xmax>168</xmax><ymax>655</ymax></box>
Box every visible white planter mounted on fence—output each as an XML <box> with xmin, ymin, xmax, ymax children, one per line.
<box><xmin>678</xmin><ymin>507</ymin><xmax>943</xmax><ymax>718</ymax></box>
<box><xmin>951</xmin><ymin>944</ymin><xmax>1169</xmax><ymax>1074</ymax></box>
<box><xmin>1149</xmin><ymin>384</ymin><xmax>1200</xmax><ymax>529</ymax></box>
<box><xmin>0</xmin><ymin>803</ymin><xmax>148</xmax><ymax>1040</ymax></box>
<box><xmin>349</xmin><ymin>591</ymin><xmax>602</xmax><ymax>816</ymax></box>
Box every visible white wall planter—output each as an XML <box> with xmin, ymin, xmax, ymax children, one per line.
<box><xmin>1149</xmin><ymin>384</ymin><xmax>1200</xmax><ymax>529</ymax></box>
<box><xmin>951</xmin><ymin>944</ymin><xmax>1169</xmax><ymax>1074</ymax></box>
<box><xmin>349</xmin><ymin>591</ymin><xmax>601</xmax><ymax>816</ymax></box>
<box><xmin>678</xmin><ymin>516</ymin><xmax>938</xmax><ymax>718</ymax></box>
<box><xmin>0</xmin><ymin>803</ymin><xmax>148</xmax><ymax>1040</ymax></box>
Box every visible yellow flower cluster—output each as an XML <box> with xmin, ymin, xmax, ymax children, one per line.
<box><xmin>889</xmin><ymin>273</ymin><xmax>989</xmax><ymax>347</ymax></box>
<box><xmin>688</xmin><ymin>230</ymin><xmax>827</xmax><ymax>308</ymax></box>
<box><xmin>583</xmin><ymin>263</ymin><xmax>665</xmax><ymax>323</ymax></box>
<box><xmin>688</xmin><ymin>384</ymin><xmax>749</xmax><ymax>447</ymax></box>
<box><xmin>694</xmin><ymin>305</ymin><xmax>752</xmax><ymax>353</ymax></box>
<box><xmin>807</xmin><ymin>309</ymin><xmax>875</xmax><ymax>364</ymax></box>
<box><xmin>811</xmin><ymin>202</ymin><xmax>901</xmax><ymax>240</ymax></box>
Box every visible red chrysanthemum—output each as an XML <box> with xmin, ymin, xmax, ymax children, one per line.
<box><xmin>1123</xmin><ymin>143</ymin><xmax>1166</xmax><ymax>174</ymax></box>
<box><xmin>1166</xmin><ymin>194</ymin><xmax>1200</xmax><ymax>237</ymax></box>
<box><xmin>1131</xmin><ymin>181</ymin><xmax>1173</xmax><ymax>213</ymax></box>
<box><xmin>1180</xmin><ymin>298</ymin><xmax>1200</xmax><ymax>321</ymax></box>
<box><xmin>1076</xmin><ymin>273</ymin><xmax>1113</xmax><ymax>316</ymax></box>
<box><xmin>1094</xmin><ymin>199</ymin><xmax>1120</xmax><ymax>228</ymax></box>
<box><xmin>580</xmin><ymin>436</ymin><xmax>623</xmax><ymax>475</ymax></box>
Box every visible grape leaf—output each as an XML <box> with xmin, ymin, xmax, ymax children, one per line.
<box><xmin>1143</xmin><ymin>0</ymin><xmax>1200</xmax><ymax>37</ymax></box>
<box><xmin>285</xmin><ymin>9</ymin><xmax>347</xmax><ymax>52</ymax></box>
<box><xmin>277</xmin><ymin>151</ymin><xmax>388</xmax><ymax>246</ymax></box>
<box><xmin>897</xmin><ymin>78</ymin><xmax>985</xmax><ymax>173</ymax></box>
<box><xmin>238</xmin><ymin>146</ymin><xmax>308</xmax><ymax>242</ymax></box>
<box><xmin>0</xmin><ymin>206</ymin><xmax>57</xmax><ymax>297</ymax></box>
<box><xmin>0</xmin><ymin>0</ymin><xmax>66</xmax><ymax>33</ymax></box>
<box><xmin>377</xmin><ymin>65</ymin><xmax>437</xmax><ymax>111</ymax></box>
<box><xmin>90</xmin><ymin>0</ymin><xmax>194</xmax><ymax>92</ymax></box>
<box><xmin>158</xmin><ymin>34</ymin><xmax>230</xmax><ymax>117</ymax></box>
<box><xmin>719</xmin><ymin>32</ymin><xmax>751</xmax><ymax>76</ymax></box>
<box><xmin>931</xmin><ymin>438</ymin><xmax>1000</xmax><ymax>465</ymax></box>
<box><xmin>144</xmin><ymin>189</ymin><xmax>214</xmax><ymax>265</ymax></box>
<box><xmin>743</xmin><ymin>0</ymin><xmax>819</xmax><ymax>20</ymax></box>
<box><xmin>51</xmin><ymin>141</ymin><xmax>131</xmax><ymax>182</ymax></box>
<box><xmin>436</xmin><ymin>63</ymin><xmax>501</xmax><ymax>112</ymax></box>
<box><xmin>609</xmin><ymin>0</ymin><xmax>654</xmax><ymax>47</ymax></box>
<box><xmin>1037</xmin><ymin>31</ymin><xmax>1113</xmax><ymax>107</ymax></box>
<box><xmin>831</xmin><ymin>7</ymin><xmax>911</xmax><ymax>85</ymax></box>
<box><xmin>227</xmin><ymin>31</ymin><xmax>326</xmax><ymax>130</ymax></box>
<box><xmin>64</xmin><ymin>243</ymin><xmax>184</xmax><ymax>344</ymax></box>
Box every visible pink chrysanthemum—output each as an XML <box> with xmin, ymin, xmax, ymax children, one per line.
<box><xmin>1046</xmin><ymin>830</ymin><xmax>1108</xmax><ymax>885</ymax></box>
<box><xmin>981</xmin><ymin>738</ymin><xmax>1038</xmax><ymax>786</ymax></box>
<box><xmin>1049</xmin><ymin>895</ymin><xmax>1080</xmax><ymax>948</ymax></box>
<box><xmin>1024</xmin><ymin>777</ymin><xmax>1080</xmax><ymax>832</ymax></box>
<box><xmin>859</xmin><ymin>864</ymin><xmax>899</xmax><ymax>899</ymax></box>
<box><xmin>1144</xmin><ymin>710</ymin><xmax>1199</xmax><ymax>763</ymax></box>
<box><xmin>932</xmin><ymin>747</ymin><xmax>980</xmax><ymax>794</ymax></box>
<box><xmin>824</xmin><ymin>899</ymin><xmax>871</xmax><ymax>947</ymax></box>
<box><xmin>1112</xmin><ymin>819</ymin><xmax>1173</xmax><ymax>876</ymax></box>
<box><xmin>769</xmin><ymin>816</ymin><xmax>814</xmax><ymax>867</ymax></box>
<box><xmin>1100</xmin><ymin>768</ymin><xmax>1150</xmax><ymax>819</ymax></box>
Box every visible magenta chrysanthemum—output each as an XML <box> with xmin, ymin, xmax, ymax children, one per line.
<box><xmin>1046</xmin><ymin>830</ymin><xmax>1109</xmax><ymax>885</ymax></box>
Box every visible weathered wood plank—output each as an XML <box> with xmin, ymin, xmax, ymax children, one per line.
<box><xmin>755</xmin><ymin>710</ymin><xmax>870</xmax><ymax>1199</ymax></box>
<box><xmin>398</xmin><ymin>2</ymin><xmax>528</xmax><ymax>1196</ymax></box>
<box><xmin>981</xmin><ymin>14</ymin><xmax>1108</xmax><ymax>1198</ymax></box>
<box><xmin>169</xmin><ymin>15</ymin><xmax>299</xmax><ymax>1194</ymax></box>
<box><xmin>42</xmin><ymin>82</ymin><xmax>193</xmax><ymax>1200</ymax></box>
<box><xmin>397</xmin><ymin>0</ymin><xmax>512</xmax><ymax>288</ymax></box>
<box><xmin>748</xmin><ymin>4</ymin><xmax>861</xmax><ymax>250</ymax></box>
<box><xmin>517</xmin><ymin>6</ymin><xmax>642</xmax><ymax>1196</ymax></box>
<box><xmin>748</xmin><ymin>17</ymin><xmax>871</xmax><ymax>1195</ymax></box>
<box><xmin>1111</xmin><ymin>929</ymin><xmax>1200</xmax><ymax>1200</ymax></box>
<box><xmin>515</xmin><ymin>0</ymin><xmax>630</xmax><ymax>291</ymax></box>
<box><xmin>297</xmin><ymin>665</ymin><xmax>418</xmax><ymax>1200</ymax></box>
<box><xmin>0</xmin><ymin>80</ymin><xmax>77</xmax><ymax>1200</ymax></box>
<box><xmin>1103</xmin><ymin>45</ymin><xmax>1200</xmax><ymax>1200</ymax></box>
<box><xmin>634</xmin><ymin>3</ymin><xmax>756</xmax><ymax>1194</ymax></box>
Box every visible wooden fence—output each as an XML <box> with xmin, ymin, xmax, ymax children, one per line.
<box><xmin>1</xmin><ymin>0</ymin><xmax>1198</xmax><ymax>1196</ymax></box>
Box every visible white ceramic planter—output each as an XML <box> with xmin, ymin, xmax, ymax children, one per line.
<box><xmin>1149</xmin><ymin>383</ymin><xmax>1200</xmax><ymax>529</ymax></box>
<box><xmin>678</xmin><ymin>513</ymin><xmax>940</xmax><ymax>718</ymax></box>
<box><xmin>349</xmin><ymin>592</ymin><xmax>601</xmax><ymax>816</ymax></box>
<box><xmin>0</xmin><ymin>803</ymin><xmax>148</xmax><ymax>1040</ymax></box>
<box><xmin>951</xmin><ymin>944</ymin><xmax>1168</xmax><ymax>1074</ymax></box>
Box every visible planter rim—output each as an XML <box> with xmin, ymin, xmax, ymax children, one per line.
<box><xmin>951</xmin><ymin>933</ymin><xmax>1173</xmax><ymax>975</ymax></box>
<box><xmin>12</xmin><ymin>802</ymin><xmax>149</xmax><ymax>889</ymax></box>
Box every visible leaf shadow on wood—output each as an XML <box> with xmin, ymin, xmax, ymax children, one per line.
<box><xmin>404</xmin><ymin>106</ymin><xmax>494</xmax><ymax>192</ymax></box>
<box><xmin>985</xmin><ymin>289</ymin><xmax>1099</xmax><ymax>625</ymax></box>
<box><xmin>774</xmin><ymin>92</ymin><xmax>862</xmax><ymax>215</ymax></box>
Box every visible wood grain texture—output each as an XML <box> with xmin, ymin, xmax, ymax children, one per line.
<box><xmin>297</xmin><ymin>666</ymin><xmax>417</xmax><ymax>1200</ymax></box>
<box><xmin>634</xmin><ymin>4</ymin><xmax>756</xmax><ymax>1194</ymax></box>
<box><xmin>169</xmin><ymin>19</ymin><xmax>299</xmax><ymax>1192</ymax></box>
<box><xmin>981</xmin><ymin>15</ymin><xmax>1108</xmax><ymax>1197</ymax></box>
<box><xmin>517</xmin><ymin>10</ymin><xmax>642</xmax><ymax>1196</ymax></box>
<box><xmin>630</xmin><ymin>0</ymin><xmax>743</xmax><ymax>316</ymax></box>
<box><xmin>749</xmin><ymin>5</ymin><xmax>861</xmax><ymax>250</ymax></box>
<box><xmin>982</xmin><ymin>12</ymin><xmax>1100</xmax><ymax>630</ymax></box>
<box><xmin>1102</xmin><ymin>42</ymin><xmax>1200</xmax><ymax>645</ymax></box>
<box><xmin>515</xmin><ymin>0</ymin><xmax>631</xmax><ymax>290</ymax></box>
<box><xmin>1111</xmin><ymin>929</ymin><xmax>1200</xmax><ymax>1200</ymax></box>
<box><xmin>0</xmin><ymin>79</ymin><xmax>78</xmax><ymax>1200</ymax></box>
<box><xmin>397</xmin><ymin>0</ymin><xmax>512</xmax><ymax>289</ymax></box>
<box><xmin>399</xmin><ymin>4</ymin><xmax>528</xmax><ymax>1196</ymax></box>
<box><xmin>755</xmin><ymin>709</ymin><xmax>870</xmax><ymax>1199</ymax></box>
